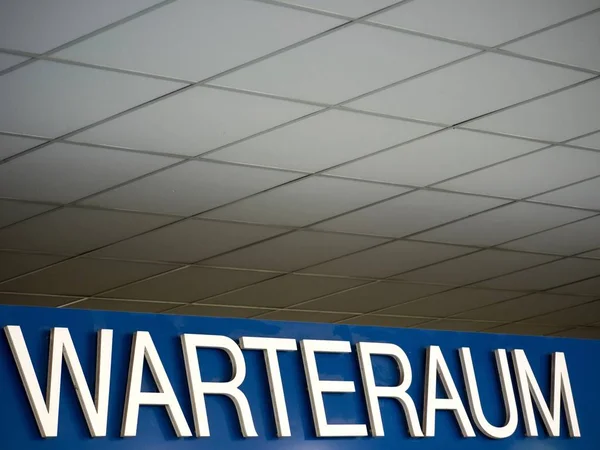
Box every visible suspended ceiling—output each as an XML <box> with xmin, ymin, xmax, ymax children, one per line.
<box><xmin>1</xmin><ymin>0</ymin><xmax>600</xmax><ymax>339</ymax></box>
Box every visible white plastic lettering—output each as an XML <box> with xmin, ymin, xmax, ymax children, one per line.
<box><xmin>4</xmin><ymin>326</ymin><xmax>113</xmax><ymax>438</ymax></box>
<box><xmin>182</xmin><ymin>334</ymin><xmax>257</xmax><ymax>438</ymax></box>
<box><xmin>459</xmin><ymin>348</ymin><xmax>518</xmax><ymax>439</ymax></box>
<box><xmin>512</xmin><ymin>349</ymin><xmax>580</xmax><ymax>437</ymax></box>
<box><xmin>356</xmin><ymin>342</ymin><xmax>423</xmax><ymax>437</ymax></box>
<box><xmin>300</xmin><ymin>339</ymin><xmax>368</xmax><ymax>438</ymax></box>
<box><xmin>423</xmin><ymin>346</ymin><xmax>475</xmax><ymax>437</ymax></box>
<box><xmin>239</xmin><ymin>336</ymin><xmax>297</xmax><ymax>437</ymax></box>
<box><xmin>121</xmin><ymin>331</ymin><xmax>191</xmax><ymax>438</ymax></box>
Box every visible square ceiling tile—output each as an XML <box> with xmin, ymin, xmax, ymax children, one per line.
<box><xmin>0</xmin><ymin>293</ymin><xmax>75</xmax><ymax>308</ymax></box>
<box><xmin>0</xmin><ymin>252</ymin><xmax>65</xmax><ymax>283</ymax></box>
<box><xmin>0</xmin><ymin>200</ymin><xmax>54</xmax><ymax>228</ymax></box>
<box><xmin>466</xmin><ymin>79</ymin><xmax>600</xmax><ymax>141</ymax></box>
<box><xmin>570</xmin><ymin>131</ymin><xmax>600</xmax><ymax>150</ymax></box>
<box><xmin>315</xmin><ymin>190</ymin><xmax>506</xmax><ymax>237</ymax></box>
<box><xmin>532</xmin><ymin>177</ymin><xmax>600</xmax><ymax>210</ymax></box>
<box><xmin>418</xmin><ymin>319</ymin><xmax>497</xmax><ymax>332</ymax></box>
<box><xmin>81</xmin><ymin>161</ymin><xmax>300</xmax><ymax>216</ymax></box>
<box><xmin>206</xmin><ymin>109</ymin><xmax>439</xmax><ymax>172</ymax></box>
<box><xmin>551</xmin><ymin>276</ymin><xmax>600</xmax><ymax>296</ymax></box>
<box><xmin>553</xmin><ymin>327</ymin><xmax>600</xmax><ymax>339</ymax></box>
<box><xmin>0</xmin><ymin>143</ymin><xmax>177</xmax><ymax>203</ymax></box>
<box><xmin>0</xmin><ymin>258</ymin><xmax>175</xmax><ymax>296</ymax></box>
<box><xmin>0</xmin><ymin>54</ymin><xmax>27</xmax><ymax>72</ymax></box>
<box><xmin>175</xmin><ymin>304</ymin><xmax>271</xmax><ymax>319</ymax></box>
<box><xmin>0</xmin><ymin>207</ymin><xmax>175</xmax><ymax>255</ymax></box>
<box><xmin>99</xmin><ymin>266</ymin><xmax>276</xmax><ymax>303</ymax></box>
<box><xmin>69</xmin><ymin>298</ymin><xmax>176</xmax><ymax>314</ymax></box>
<box><xmin>202</xmin><ymin>176</ymin><xmax>407</xmax><ymax>227</ymax></box>
<box><xmin>523</xmin><ymin>300</ymin><xmax>600</xmax><ymax>326</ymax></box>
<box><xmin>348</xmin><ymin>53</ymin><xmax>590</xmax><ymax>124</ymax></box>
<box><xmin>215</xmin><ymin>24</ymin><xmax>475</xmax><ymax>103</ymax></box>
<box><xmin>477</xmin><ymin>258</ymin><xmax>600</xmax><ymax>291</ymax></box>
<box><xmin>344</xmin><ymin>315</ymin><xmax>427</xmax><ymax>328</ymax></box>
<box><xmin>0</xmin><ymin>61</ymin><xmax>181</xmax><ymax>137</ymax></box>
<box><xmin>414</xmin><ymin>202</ymin><xmax>593</xmax><ymax>247</ymax></box>
<box><xmin>438</xmin><ymin>147</ymin><xmax>600</xmax><ymax>198</ymax></box>
<box><xmin>71</xmin><ymin>87</ymin><xmax>320</xmax><ymax>156</ymax></box>
<box><xmin>396</xmin><ymin>249</ymin><xmax>559</xmax><ymax>285</ymax></box>
<box><xmin>0</xmin><ymin>0</ymin><xmax>163</xmax><ymax>53</ymax></box>
<box><xmin>297</xmin><ymin>281</ymin><xmax>449</xmax><ymax>313</ymax></box>
<box><xmin>56</xmin><ymin>0</ymin><xmax>342</xmax><ymax>81</ymax></box>
<box><xmin>383</xmin><ymin>288</ymin><xmax>525</xmax><ymax>318</ymax></box>
<box><xmin>369</xmin><ymin>0</ymin><xmax>600</xmax><ymax>46</ymax></box>
<box><xmin>485</xmin><ymin>323</ymin><xmax>568</xmax><ymax>336</ymax></box>
<box><xmin>504</xmin><ymin>12</ymin><xmax>600</xmax><ymax>71</ymax></box>
<box><xmin>327</xmin><ymin>129</ymin><xmax>543</xmax><ymax>185</ymax></box>
<box><xmin>93</xmin><ymin>220</ymin><xmax>287</xmax><ymax>263</ymax></box>
<box><xmin>0</xmin><ymin>134</ymin><xmax>45</xmax><ymax>160</ymax></box>
<box><xmin>277</xmin><ymin>0</ymin><xmax>397</xmax><ymax>17</ymax></box>
<box><xmin>259</xmin><ymin>309</ymin><xmax>356</xmax><ymax>323</ymax></box>
<box><xmin>502</xmin><ymin>215</ymin><xmax>600</xmax><ymax>255</ymax></box>
<box><xmin>208</xmin><ymin>274</ymin><xmax>368</xmax><ymax>309</ymax></box>
<box><xmin>456</xmin><ymin>293</ymin><xmax>592</xmax><ymax>322</ymax></box>
<box><xmin>302</xmin><ymin>240</ymin><xmax>476</xmax><ymax>278</ymax></box>
<box><xmin>201</xmin><ymin>230</ymin><xmax>388</xmax><ymax>272</ymax></box>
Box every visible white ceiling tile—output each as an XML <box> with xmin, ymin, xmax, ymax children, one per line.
<box><xmin>478</xmin><ymin>258</ymin><xmax>600</xmax><ymax>291</ymax></box>
<box><xmin>215</xmin><ymin>24</ymin><xmax>475</xmax><ymax>103</ymax></box>
<box><xmin>0</xmin><ymin>0</ymin><xmax>163</xmax><ymax>53</ymax></box>
<box><xmin>553</xmin><ymin>327</ymin><xmax>600</xmax><ymax>339</ymax></box>
<box><xmin>504</xmin><ymin>12</ymin><xmax>600</xmax><ymax>71</ymax></box>
<box><xmin>0</xmin><ymin>61</ymin><xmax>181</xmax><ymax>137</ymax></box>
<box><xmin>0</xmin><ymin>207</ymin><xmax>175</xmax><ymax>254</ymax></box>
<box><xmin>176</xmin><ymin>304</ymin><xmax>271</xmax><ymax>319</ymax></box>
<box><xmin>486</xmin><ymin>323</ymin><xmax>568</xmax><ymax>336</ymax></box>
<box><xmin>369</xmin><ymin>0</ymin><xmax>600</xmax><ymax>46</ymax></box>
<box><xmin>0</xmin><ymin>257</ymin><xmax>175</xmax><ymax>296</ymax></box>
<box><xmin>329</xmin><ymin>129</ymin><xmax>542</xmax><ymax>186</ymax></box>
<box><xmin>502</xmin><ymin>216</ymin><xmax>600</xmax><ymax>255</ymax></box>
<box><xmin>315</xmin><ymin>190</ymin><xmax>506</xmax><ymax>237</ymax></box>
<box><xmin>348</xmin><ymin>53</ymin><xmax>590</xmax><ymax>124</ymax></box>
<box><xmin>414</xmin><ymin>202</ymin><xmax>593</xmax><ymax>247</ymax></box>
<box><xmin>92</xmin><ymin>220</ymin><xmax>287</xmax><ymax>263</ymax></box>
<box><xmin>277</xmin><ymin>0</ymin><xmax>397</xmax><ymax>17</ymax></box>
<box><xmin>345</xmin><ymin>315</ymin><xmax>427</xmax><ymax>328</ymax></box>
<box><xmin>71</xmin><ymin>87</ymin><xmax>320</xmax><ymax>156</ymax></box>
<box><xmin>298</xmin><ymin>281</ymin><xmax>448</xmax><ymax>313</ymax></box>
<box><xmin>0</xmin><ymin>134</ymin><xmax>45</xmax><ymax>160</ymax></box>
<box><xmin>0</xmin><ymin>54</ymin><xmax>27</xmax><ymax>72</ymax></box>
<box><xmin>81</xmin><ymin>161</ymin><xmax>300</xmax><ymax>216</ymax></box>
<box><xmin>99</xmin><ymin>266</ymin><xmax>276</xmax><ymax>303</ymax></box>
<box><xmin>532</xmin><ymin>177</ymin><xmax>600</xmax><ymax>211</ymax></box>
<box><xmin>0</xmin><ymin>200</ymin><xmax>54</xmax><ymax>228</ymax></box>
<box><xmin>260</xmin><ymin>309</ymin><xmax>356</xmax><ymax>323</ymax></box>
<box><xmin>438</xmin><ymin>147</ymin><xmax>600</xmax><ymax>198</ymax></box>
<box><xmin>385</xmin><ymin>288</ymin><xmax>524</xmax><ymax>318</ymax></box>
<box><xmin>523</xmin><ymin>300</ymin><xmax>600</xmax><ymax>326</ymax></box>
<box><xmin>419</xmin><ymin>319</ymin><xmax>498</xmax><ymax>332</ymax></box>
<box><xmin>466</xmin><ymin>79</ymin><xmax>600</xmax><ymax>141</ymax></box>
<box><xmin>208</xmin><ymin>274</ymin><xmax>367</xmax><ymax>308</ymax></box>
<box><xmin>570</xmin><ymin>131</ymin><xmax>600</xmax><ymax>150</ymax></box>
<box><xmin>456</xmin><ymin>293</ymin><xmax>591</xmax><ymax>322</ymax></box>
<box><xmin>202</xmin><ymin>176</ymin><xmax>407</xmax><ymax>227</ymax></box>
<box><xmin>201</xmin><ymin>230</ymin><xmax>387</xmax><ymax>271</ymax></box>
<box><xmin>206</xmin><ymin>109</ymin><xmax>439</xmax><ymax>172</ymax></box>
<box><xmin>0</xmin><ymin>252</ymin><xmax>65</xmax><ymax>283</ymax></box>
<box><xmin>551</xmin><ymin>276</ymin><xmax>600</xmax><ymax>296</ymax></box>
<box><xmin>70</xmin><ymin>298</ymin><xmax>175</xmax><ymax>314</ymax></box>
<box><xmin>581</xmin><ymin>249</ymin><xmax>600</xmax><ymax>259</ymax></box>
<box><xmin>396</xmin><ymin>249</ymin><xmax>558</xmax><ymax>285</ymax></box>
<box><xmin>302</xmin><ymin>240</ymin><xmax>476</xmax><ymax>278</ymax></box>
<box><xmin>55</xmin><ymin>0</ymin><xmax>342</xmax><ymax>81</ymax></box>
<box><xmin>0</xmin><ymin>293</ymin><xmax>75</xmax><ymax>308</ymax></box>
<box><xmin>0</xmin><ymin>143</ymin><xmax>177</xmax><ymax>203</ymax></box>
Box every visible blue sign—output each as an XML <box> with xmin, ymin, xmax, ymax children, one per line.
<box><xmin>0</xmin><ymin>305</ymin><xmax>598</xmax><ymax>449</ymax></box>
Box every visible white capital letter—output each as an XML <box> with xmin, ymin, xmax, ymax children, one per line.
<box><xmin>239</xmin><ymin>336</ymin><xmax>297</xmax><ymax>437</ymax></box>
<box><xmin>459</xmin><ymin>348</ymin><xmax>518</xmax><ymax>439</ymax></box>
<box><xmin>4</xmin><ymin>326</ymin><xmax>113</xmax><ymax>438</ymax></box>
<box><xmin>300</xmin><ymin>339</ymin><xmax>368</xmax><ymax>438</ymax></box>
<box><xmin>423</xmin><ymin>346</ymin><xmax>475</xmax><ymax>437</ymax></box>
<box><xmin>121</xmin><ymin>331</ymin><xmax>191</xmax><ymax>438</ymax></box>
<box><xmin>356</xmin><ymin>342</ymin><xmax>423</xmax><ymax>437</ymax></box>
<box><xmin>512</xmin><ymin>350</ymin><xmax>580</xmax><ymax>437</ymax></box>
<box><xmin>182</xmin><ymin>334</ymin><xmax>257</xmax><ymax>438</ymax></box>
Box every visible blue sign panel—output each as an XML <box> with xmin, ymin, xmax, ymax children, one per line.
<box><xmin>0</xmin><ymin>305</ymin><xmax>598</xmax><ymax>449</ymax></box>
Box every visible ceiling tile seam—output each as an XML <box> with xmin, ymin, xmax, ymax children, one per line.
<box><xmin>546</xmin><ymin>326</ymin><xmax>600</xmax><ymax>338</ymax></box>
<box><xmin>0</xmin><ymin>130</ymin><xmax>50</xmax><ymax>141</ymax></box>
<box><xmin>490</xmin><ymin>48</ymin><xmax>600</xmax><ymax>76</ymax></box>
<box><xmin>0</xmin><ymin>0</ymin><xmax>180</xmax><ymax>77</ymax></box>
